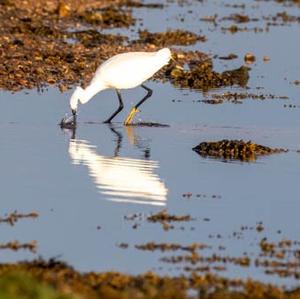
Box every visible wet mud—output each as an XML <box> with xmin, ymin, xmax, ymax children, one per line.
<box><xmin>0</xmin><ymin>0</ymin><xmax>254</xmax><ymax>93</ymax></box>
<box><xmin>0</xmin><ymin>0</ymin><xmax>208</xmax><ymax>91</ymax></box>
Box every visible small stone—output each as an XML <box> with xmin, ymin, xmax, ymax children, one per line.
<box><xmin>244</xmin><ymin>53</ymin><xmax>256</xmax><ymax>64</ymax></box>
<box><xmin>57</xmin><ymin>3</ymin><xmax>71</xmax><ymax>18</ymax></box>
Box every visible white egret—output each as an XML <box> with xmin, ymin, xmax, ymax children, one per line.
<box><xmin>61</xmin><ymin>48</ymin><xmax>172</xmax><ymax>127</ymax></box>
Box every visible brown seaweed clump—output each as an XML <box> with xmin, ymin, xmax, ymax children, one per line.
<box><xmin>166</xmin><ymin>59</ymin><xmax>250</xmax><ymax>91</ymax></box>
<box><xmin>0</xmin><ymin>211</ymin><xmax>39</xmax><ymax>226</ymax></box>
<box><xmin>203</xmin><ymin>92</ymin><xmax>289</xmax><ymax>105</ymax></box>
<box><xmin>193</xmin><ymin>140</ymin><xmax>286</xmax><ymax>161</ymax></box>
<box><xmin>221</xmin><ymin>14</ymin><xmax>258</xmax><ymax>23</ymax></box>
<box><xmin>147</xmin><ymin>210</ymin><xmax>192</xmax><ymax>223</ymax></box>
<box><xmin>147</xmin><ymin>210</ymin><xmax>192</xmax><ymax>231</ymax></box>
<box><xmin>0</xmin><ymin>240</ymin><xmax>37</xmax><ymax>253</ymax></box>
<box><xmin>79</xmin><ymin>7</ymin><xmax>135</xmax><ymax>27</ymax></box>
<box><xmin>1</xmin><ymin>259</ymin><xmax>300</xmax><ymax>299</ymax></box>
<box><xmin>71</xmin><ymin>29</ymin><xmax>128</xmax><ymax>48</ymax></box>
<box><xmin>0</xmin><ymin>0</ymin><xmax>209</xmax><ymax>92</ymax></box>
<box><xmin>135</xmin><ymin>242</ymin><xmax>209</xmax><ymax>252</ymax></box>
<box><xmin>276</xmin><ymin>0</ymin><xmax>300</xmax><ymax>4</ymax></box>
<box><xmin>138</xmin><ymin>29</ymin><xmax>206</xmax><ymax>46</ymax></box>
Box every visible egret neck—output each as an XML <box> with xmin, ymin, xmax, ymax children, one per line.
<box><xmin>70</xmin><ymin>82</ymin><xmax>108</xmax><ymax>112</ymax></box>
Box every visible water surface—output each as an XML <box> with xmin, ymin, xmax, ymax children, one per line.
<box><xmin>1</xmin><ymin>0</ymin><xmax>300</xmax><ymax>288</ymax></box>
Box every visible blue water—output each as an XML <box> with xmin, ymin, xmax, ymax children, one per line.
<box><xmin>0</xmin><ymin>0</ymin><xmax>300</xmax><ymax>288</ymax></box>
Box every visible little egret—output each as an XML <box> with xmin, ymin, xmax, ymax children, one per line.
<box><xmin>61</xmin><ymin>48</ymin><xmax>172</xmax><ymax>127</ymax></box>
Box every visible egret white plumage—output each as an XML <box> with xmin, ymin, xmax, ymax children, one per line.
<box><xmin>61</xmin><ymin>48</ymin><xmax>172</xmax><ymax>127</ymax></box>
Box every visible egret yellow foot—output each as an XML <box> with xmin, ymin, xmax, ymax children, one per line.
<box><xmin>124</xmin><ymin>107</ymin><xmax>140</xmax><ymax>125</ymax></box>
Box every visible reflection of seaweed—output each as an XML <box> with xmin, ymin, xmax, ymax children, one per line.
<box><xmin>166</xmin><ymin>59</ymin><xmax>250</xmax><ymax>91</ymax></box>
<box><xmin>193</xmin><ymin>140</ymin><xmax>286</xmax><ymax>162</ymax></box>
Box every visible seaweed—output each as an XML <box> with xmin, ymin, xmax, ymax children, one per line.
<box><xmin>193</xmin><ymin>140</ymin><xmax>286</xmax><ymax>161</ymax></box>
<box><xmin>166</xmin><ymin>59</ymin><xmax>250</xmax><ymax>91</ymax></box>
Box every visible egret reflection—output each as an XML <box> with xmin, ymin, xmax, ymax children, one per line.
<box><xmin>68</xmin><ymin>127</ymin><xmax>167</xmax><ymax>206</ymax></box>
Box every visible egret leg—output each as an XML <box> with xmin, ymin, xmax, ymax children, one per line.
<box><xmin>72</xmin><ymin>109</ymin><xmax>77</xmax><ymax>125</ymax></box>
<box><xmin>124</xmin><ymin>84</ymin><xmax>153</xmax><ymax>126</ymax></box>
<box><xmin>103</xmin><ymin>89</ymin><xmax>124</xmax><ymax>123</ymax></box>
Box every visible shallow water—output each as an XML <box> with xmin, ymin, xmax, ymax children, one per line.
<box><xmin>1</xmin><ymin>0</ymin><xmax>300</xmax><ymax>288</ymax></box>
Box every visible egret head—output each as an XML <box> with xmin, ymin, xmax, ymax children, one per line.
<box><xmin>157</xmin><ymin>48</ymin><xmax>172</xmax><ymax>65</ymax></box>
<box><xmin>70</xmin><ymin>86</ymin><xmax>84</xmax><ymax>113</ymax></box>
